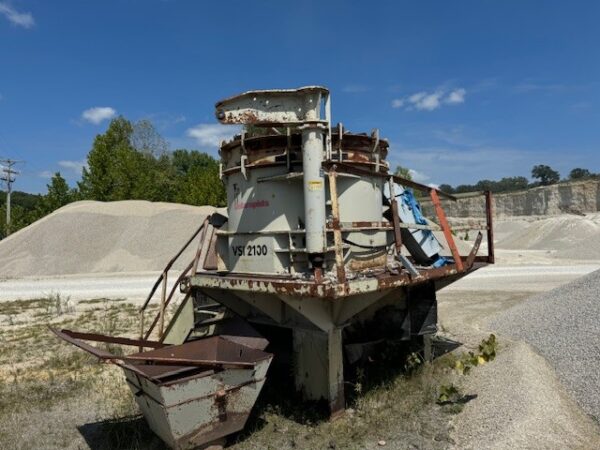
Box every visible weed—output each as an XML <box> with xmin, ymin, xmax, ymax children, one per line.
<box><xmin>404</xmin><ymin>351</ymin><xmax>424</xmax><ymax>375</ymax></box>
<box><xmin>43</xmin><ymin>292</ymin><xmax>74</xmax><ymax>317</ymax></box>
<box><xmin>437</xmin><ymin>384</ymin><xmax>460</xmax><ymax>404</ymax></box>
<box><xmin>454</xmin><ymin>334</ymin><xmax>498</xmax><ymax>375</ymax></box>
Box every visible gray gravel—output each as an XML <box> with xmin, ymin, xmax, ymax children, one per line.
<box><xmin>490</xmin><ymin>268</ymin><xmax>600</xmax><ymax>421</ymax></box>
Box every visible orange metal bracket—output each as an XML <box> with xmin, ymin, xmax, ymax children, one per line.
<box><xmin>430</xmin><ymin>189</ymin><xmax>464</xmax><ymax>272</ymax></box>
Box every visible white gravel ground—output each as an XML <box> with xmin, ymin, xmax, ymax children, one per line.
<box><xmin>451</xmin><ymin>340</ymin><xmax>600</xmax><ymax>450</ymax></box>
<box><xmin>0</xmin><ymin>271</ymin><xmax>183</xmax><ymax>302</ymax></box>
<box><xmin>490</xmin><ymin>269</ymin><xmax>600</xmax><ymax>421</ymax></box>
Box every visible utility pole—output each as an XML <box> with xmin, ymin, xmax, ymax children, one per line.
<box><xmin>0</xmin><ymin>159</ymin><xmax>24</xmax><ymax>237</ymax></box>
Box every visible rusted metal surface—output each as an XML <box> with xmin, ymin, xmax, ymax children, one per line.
<box><xmin>322</xmin><ymin>161</ymin><xmax>457</xmax><ymax>200</ymax></box>
<box><xmin>466</xmin><ymin>232</ymin><xmax>483</xmax><ymax>268</ymax></box>
<box><xmin>390</xmin><ymin>198</ymin><xmax>403</xmax><ymax>254</ymax></box>
<box><xmin>429</xmin><ymin>189</ymin><xmax>464</xmax><ymax>272</ymax></box>
<box><xmin>188</xmin><ymin>238</ymin><xmax>484</xmax><ymax>300</ymax></box>
<box><xmin>52</xmin><ymin>329</ymin><xmax>264</xmax><ymax>370</ymax></box>
<box><xmin>50</xmin><ymin>328</ymin><xmax>159</xmax><ymax>380</ymax></box>
<box><xmin>203</xmin><ymin>226</ymin><xmax>219</xmax><ymax>271</ymax></box>
<box><xmin>191</xmin><ymin>217</ymin><xmax>210</xmax><ymax>274</ymax></box>
<box><xmin>387</xmin><ymin>177</ymin><xmax>403</xmax><ymax>254</ymax></box>
<box><xmin>215</xmin><ymin>86</ymin><xmax>329</xmax><ymax>126</ymax></box>
<box><xmin>143</xmin><ymin>259</ymin><xmax>194</xmax><ymax>341</ymax></box>
<box><xmin>121</xmin><ymin>336</ymin><xmax>273</xmax><ymax>450</ymax></box>
<box><xmin>347</xmin><ymin>252</ymin><xmax>387</xmax><ymax>271</ymax></box>
<box><xmin>220</xmin><ymin>132</ymin><xmax>389</xmax><ymax>176</ymax></box>
<box><xmin>127</xmin><ymin>337</ymin><xmax>269</xmax><ymax>371</ymax></box>
<box><xmin>328</xmin><ymin>168</ymin><xmax>347</xmax><ymax>283</ymax></box>
<box><xmin>159</xmin><ymin>270</ymin><xmax>168</xmax><ymax>337</ymax></box>
<box><xmin>485</xmin><ymin>190</ymin><xmax>495</xmax><ymax>264</ymax></box>
<box><xmin>58</xmin><ymin>329</ymin><xmax>166</xmax><ymax>349</ymax></box>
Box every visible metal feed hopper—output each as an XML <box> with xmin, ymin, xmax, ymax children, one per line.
<box><xmin>53</xmin><ymin>86</ymin><xmax>494</xmax><ymax>448</ymax></box>
<box><xmin>51</xmin><ymin>328</ymin><xmax>272</xmax><ymax>449</ymax></box>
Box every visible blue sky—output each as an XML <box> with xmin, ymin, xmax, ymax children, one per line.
<box><xmin>1</xmin><ymin>1</ymin><xmax>599</xmax><ymax>193</ymax></box>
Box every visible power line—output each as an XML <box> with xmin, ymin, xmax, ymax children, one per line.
<box><xmin>0</xmin><ymin>158</ymin><xmax>25</xmax><ymax>237</ymax></box>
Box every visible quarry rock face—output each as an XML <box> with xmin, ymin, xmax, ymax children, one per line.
<box><xmin>422</xmin><ymin>180</ymin><xmax>600</xmax><ymax>218</ymax></box>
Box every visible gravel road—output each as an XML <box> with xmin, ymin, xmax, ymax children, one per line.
<box><xmin>444</xmin><ymin>263</ymin><xmax>600</xmax><ymax>292</ymax></box>
<box><xmin>0</xmin><ymin>271</ymin><xmax>182</xmax><ymax>303</ymax></box>
<box><xmin>490</xmin><ymin>268</ymin><xmax>600</xmax><ymax>421</ymax></box>
<box><xmin>2</xmin><ymin>264</ymin><xmax>598</xmax><ymax>303</ymax></box>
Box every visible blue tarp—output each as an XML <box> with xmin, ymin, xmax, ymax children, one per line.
<box><xmin>400</xmin><ymin>189</ymin><xmax>450</xmax><ymax>267</ymax></box>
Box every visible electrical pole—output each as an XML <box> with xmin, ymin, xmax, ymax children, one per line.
<box><xmin>0</xmin><ymin>159</ymin><xmax>24</xmax><ymax>237</ymax></box>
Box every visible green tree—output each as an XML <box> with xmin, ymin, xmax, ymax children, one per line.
<box><xmin>496</xmin><ymin>176</ymin><xmax>529</xmax><ymax>192</ymax></box>
<box><xmin>79</xmin><ymin>117</ymin><xmax>135</xmax><ymax>200</ymax></box>
<box><xmin>0</xmin><ymin>204</ymin><xmax>35</xmax><ymax>239</ymax></box>
<box><xmin>394</xmin><ymin>165</ymin><xmax>413</xmax><ymax>180</ymax></box>
<box><xmin>438</xmin><ymin>184</ymin><xmax>454</xmax><ymax>194</ymax></box>
<box><xmin>173</xmin><ymin>150</ymin><xmax>226</xmax><ymax>206</ymax></box>
<box><xmin>36</xmin><ymin>172</ymin><xmax>74</xmax><ymax>215</ymax></box>
<box><xmin>531</xmin><ymin>165</ymin><xmax>560</xmax><ymax>186</ymax></box>
<box><xmin>475</xmin><ymin>179</ymin><xmax>495</xmax><ymax>191</ymax></box>
<box><xmin>171</xmin><ymin>149</ymin><xmax>218</xmax><ymax>176</ymax></box>
<box><xmin>78</xmin><ymin>117</ymin><xmax>175</xmax><ymax>202</ymax></box>
<box><xmin>454</xmin><ymin>184</ymin><xmax>475</xmax><ymax>194</ymax></box>
<box><xmin>569</xmin><ymin>168</ymin><xmax>592</xmax><ymax>180</ymax></box>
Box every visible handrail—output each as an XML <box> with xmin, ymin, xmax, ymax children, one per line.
<box><xmin>139</xmin><ymin>221</ymin><xmax>206</xmax><ymax>312</ymax></box>
<box><xmin>143</xmin><ymin>259</ymin><xmax>194</xmax><ymax>340</ymax></box>
<box><xmin>139</xmin><ymin>220</ymin><xmax>207</xmax><ymax>346</ymax></box>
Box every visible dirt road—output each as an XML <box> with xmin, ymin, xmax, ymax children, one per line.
<box><xmin>0</xmin><ymin>271</ymin><xmax>182</xmax><ymax>302</ymax></box>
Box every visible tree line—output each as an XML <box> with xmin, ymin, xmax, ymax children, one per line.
<box><xmin>3</xmin><ymin>118</ymin><xmax>599</xmax><ymax>239</ymax></box>
<box><xmin>0</xmin><ymin>117</ymin><xmax>225</xmax><ymax>238</ymax></box>
<box><xmin>437</xmin><ymin>165</ymin><xmax>598</xmax><ymax>195</ymax></box>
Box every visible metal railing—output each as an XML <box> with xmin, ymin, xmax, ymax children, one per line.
<box><xmin>138</xmin><ymin>218</ymin><xmax>208</xmax><ymax>346</ymax></box>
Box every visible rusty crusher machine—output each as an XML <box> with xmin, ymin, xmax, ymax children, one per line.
<box><xmin>54</xmin><ymin>86</ymin><xmax>494</xmax><ymax>449</ymax></box>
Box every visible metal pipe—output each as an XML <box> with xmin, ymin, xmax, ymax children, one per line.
<box><xmin>485</xmin><ymin>190</ymin><xmax>495</xmax><ymax>264</ymax></box>
<box><xmin>159</xmin><ymin>270</ymin><xmax>168</xmax><ymax>337</ymax></box>
<box><xmin>301</xmin><ymin>125</ymin><xmax>327</xmax><ymax>257</ymax></box>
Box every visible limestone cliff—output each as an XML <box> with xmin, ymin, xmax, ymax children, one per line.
<box><xmin>421</xmin><ymin>179</ymin><xmax>600</xmax><ymax>218</ymax></box>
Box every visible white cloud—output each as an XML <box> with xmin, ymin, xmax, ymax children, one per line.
<box><xmin>0</xmin><ymin>2</ymin><xmax>35</xmax><ymax>28</ymax></box>
<box><xmin>393</xmin><ymin>88</ymin><xmax>466</xmax><ymax>112</ymax></box>
<box><xmin>186</xmin><ymin>123</ymin><xmax>239</xmax><ymax>147</ymax></box>
<box><xmin>81</xmin><ymin>106</ymin><xmax>116</xmax><ymax>124</ymax></box>
<box><xmin>59</xmin><ymin>160</ymin><xmax>87</xmax><ymax>174</ymax></box>
<box><xmin>445</xmin><ymin>88</ymin><xmax>466</xmax><ymax>104</ymax></box>
<box><xmin>415</xmin><ymin>91</ymin><xmax>444</xmax><ymax>111</ymax></box>
<box><xmin>408</xmin><ymin>168</ymin><xmax>430</xmax><ymax>183</ymax></box>
<box><xmin>39</xmin><ymin>170</ymin><xmax>53</xmax><ymax>179</ymax></box>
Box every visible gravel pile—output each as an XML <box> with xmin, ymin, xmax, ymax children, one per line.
<box><xmin>497</xmin><ymin>213</ymin><xmax>600</xmax><ymax>258</ymax></box>
<box><xmin>0</xmin><ymin>200</ymin><xmax>215</xmax><ymax>278</ymax></box>
<box><xmin>490</xmin><ymin>269</ymin><xmax>600</xmax><ymax>420</ymax></box>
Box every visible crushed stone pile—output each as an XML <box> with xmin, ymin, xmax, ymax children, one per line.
<box><xmin>490</xmin><ymin>268</ymin><xmax>600</xmax><ymax>421</ymax></box>
<box><xmin>492</xmin><ymin>218</ymin><xmax>532</xmax><ymax>242</ymax></box>
<box><xmin>496</xmin><ymin>213</ymin><xmax>600</xmax><ymax>259</ymax></box>
<box><xmin>0</xmin><ymin>201</ymin><xmax>215</xmax><ymax>278</ymax></box>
